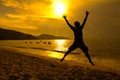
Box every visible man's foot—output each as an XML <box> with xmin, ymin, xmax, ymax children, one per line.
<box><xmin>90</xmin><ymin>62</ymin><xmax>95</xmax><ymax>66</ymax></box>
<box><xmin>60</xmin><ymin>58</ymin><xmax>64</xmax><ymax>62</ymax></box>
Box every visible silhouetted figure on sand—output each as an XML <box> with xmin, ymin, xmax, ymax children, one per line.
<box><xmin>61</xmin><ymin>11</ymin><xmax>94</xmax><ymax>66</ymax></box>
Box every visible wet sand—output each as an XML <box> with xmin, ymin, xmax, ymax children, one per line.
<box><xmin>0</xmin><ymin>46</ymin><xmax>120</xmax><ymax>80</ymax></box>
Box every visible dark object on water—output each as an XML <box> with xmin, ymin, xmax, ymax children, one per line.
<box><xmin>36</xmin><ymin>42</ymin><xmax>39</xmax><ymax>44</ymax></box>
<box><xmin>43</xmin><ymin>42</ymin><xmax>46</xmax><ymax>44</ymax></box>
<box><xmin>48</xmin><ymin>42</ymin><xmax>51</xmax><ymax>44</ymax></box>
<box><xmin>25</xmin><ymin>41</ymin><xmax>27</xmax><ymax>44</ymax></box>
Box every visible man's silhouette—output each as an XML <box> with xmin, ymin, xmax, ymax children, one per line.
<box><xmin>61</xmin><ymin>11</ymin><xmax>94</xmax><ymax>66</ymax></box>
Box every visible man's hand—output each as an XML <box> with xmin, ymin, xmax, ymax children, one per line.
<box><xmin>63</xmin><ymin>15</ymin><xmax>66</xmax><ymax>19</ymax></box>
<box><xmin>86</xmin><ymin>11</ymin><xmax>89</xmax><ymax>15</ymax></box>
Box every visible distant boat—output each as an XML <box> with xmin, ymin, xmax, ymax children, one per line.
<box><xmin>25</xmin><ymin>41</ymin><xmax>27</xmax><ymax>44</ymax></box>
<box><xmin>43</xmin><ymin>42</ymin><xmax>46</xmax><ymax>44</ymax></box>
<box><xmin>48</xmin><ymin>42</ymin><xmax>51</xmax><ymax>44</ymax></box>
<box><xmin>36</xmin><ymin>42</ymin><xmax>39</xmax><ymax>44</ymax></box>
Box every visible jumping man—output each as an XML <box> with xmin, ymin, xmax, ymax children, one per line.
<box><xmin>61</xmin><ymin>11</ymin><xmax>94</xmax><ymax>66</ymax></box>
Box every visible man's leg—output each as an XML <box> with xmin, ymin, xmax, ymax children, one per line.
<box><xmin>61</xmin><ymin>45</ymin><xmax>77</xmax><ymax>62</ymax></box>
<box><xmin>84</xmin><ymin>51</ymin><xmax>94</xmax><ymax>66</ymax></box>
<box><xmin>80</xmin><ymin>46</ymin><xmax>94</xmax><ymax>66</ymax></box>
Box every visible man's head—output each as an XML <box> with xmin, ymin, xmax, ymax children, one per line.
<box><xmin>74</xmin><ymin>21</ymin><xmax>80</xmax><ymax>27</ymax></box>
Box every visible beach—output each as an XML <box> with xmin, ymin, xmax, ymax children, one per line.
<box><xmin>0</xmin><ymin>46</ymin><xmax>120</xmax><ymax>80</ymax></box>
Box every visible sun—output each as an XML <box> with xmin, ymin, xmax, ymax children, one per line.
<box><xmin>53</xmin><ymin>2</ymin><xmax>66</xmax><ymax>17</ymax></box>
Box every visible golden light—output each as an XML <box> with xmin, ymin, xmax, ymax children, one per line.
<box><xmin>56</xmin><ymin>40</ymin><xmax>66</xmax><ymax>45</ymax></box>
<box><xmin>55</xmin><ymin>40</ymin><xmax>67</xmax><ymax>51</ymax></box>
<box><xmin>48</xmin><ymin>40</ymin><xmax>67</xmax><ymax>59</ymax></box>
<box><xmin>53</xmin><ymin>2</ymin><xmax>66</xmax><ymax>17</ymax></box>
<box><xmin>48</xmin><ymin>52</ymin><xmax>63</xmax><ymax>59</ymax></box>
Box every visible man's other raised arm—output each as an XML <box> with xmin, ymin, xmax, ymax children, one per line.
<box><xmin>81</xmin><ymin>11</ymin><xmax>89</xmax><ymax>28</ymax></box>
<box><xmin>63</xmin><ymin>15</ymin><xmax>74</xmax><ymax>30</ymax></box>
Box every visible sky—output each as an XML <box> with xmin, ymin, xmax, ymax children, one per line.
<box><xmin>0</xmin><ymin>0</ymin><xmax>120</xmax><ymax>39</ymax></box>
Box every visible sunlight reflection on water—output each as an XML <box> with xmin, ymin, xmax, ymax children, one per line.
<box><xmin>47</xmin><ymin>52</ymin><xmax>64</xmax><ymax>59</ymax></box>
<box><xmin>54</xmin><ymin>39</ymin><xmax>68</xmax><ymax>51</ymax></box>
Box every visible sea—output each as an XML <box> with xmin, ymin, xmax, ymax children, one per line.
<box><xmin>0</xmin><ymin>39</ymin><xmax>120</xmax><ymax>72</ymax></box>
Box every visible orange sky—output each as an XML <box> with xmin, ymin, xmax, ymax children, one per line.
<box><xmin>0</xmin><ymin>0</ymin><xmax>120</xmax><ymax>39</ymax></box>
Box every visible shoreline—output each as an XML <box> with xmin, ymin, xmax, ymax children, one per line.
<box><xmin>0</xmin><ymin>46</ymin><xmax>120</xmax><ymax>80</ymax></box>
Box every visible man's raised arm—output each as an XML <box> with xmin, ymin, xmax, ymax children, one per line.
<box><xmin>63</xmin><ymin>15</ymin><xmax>74</xmax><ymax>30</ymax></box>
<box><xmin>81</xmin><ymin>11</ymin><xmax>89</xmax><ymax>28</ymax></box>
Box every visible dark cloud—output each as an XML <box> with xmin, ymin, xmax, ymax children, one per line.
<box><xmin>0</xmin><ymin>0</ymin><xmax>53</xmax><ymax>17</ymax></box>
<box><xmin>16</xmin><ymin>0</ymin><xmax>52</xmax><ymax>11</ymax></box>
<box><xmin>0</xmin><ymin>4</ymin><xmax>17</xmax><ymax>15</ymax></box>
<box><xmin>0</xmin><ymin>2</ymin><xmax>29</xmax><ymax>15</ymax></box>
<box><xmin>16</xmin><ymin>0</ymin><xmax>52</xmax><ymax>4</ymax></box>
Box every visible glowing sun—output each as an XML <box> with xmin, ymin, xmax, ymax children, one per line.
<box><xmin>53</xmin><ymin>2</ymin><xmax>66</xmax><ymax>17</ymax></box>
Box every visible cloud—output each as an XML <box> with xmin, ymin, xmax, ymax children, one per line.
<box><xmin>0</xmin><ymin>0</ymin><xmax>54</xmax><ymax>30</ymax></box>
<box><xmin>6</xmin><ymin>14</ymin><xmax>27</xmax><ymax>19</ymax></box>
<box><xmin>0</xmin><ymin>0</ymin><xmax>53</xmax><ymax>15</ymax></box>
<box><xmin>1</xmin><ymin>0</ymin><xmax>51</xmax><ymax>8</ymax></box>
<box><xmin>0</xmin><ymin>16</ymin><xmax>38</xmax><ymax>29</ymax></box>
<box><xmin>0</xmin><ymin>0</ymin><xmax>65</xmax><ymax>28</ymax></box>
